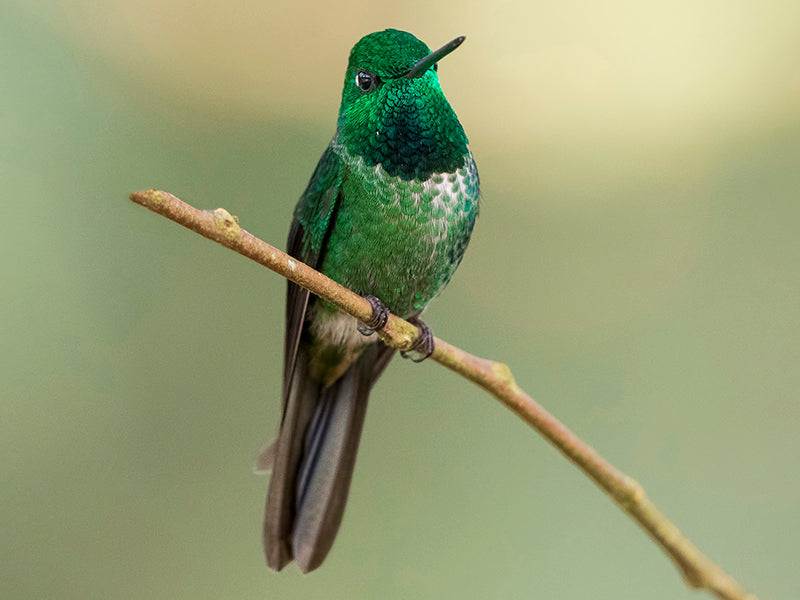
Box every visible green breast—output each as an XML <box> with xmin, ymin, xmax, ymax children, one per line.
<box><xmin>319</xmin><ymin>146</ymin><xmax>479</xmax><ymax>317</ymax></box>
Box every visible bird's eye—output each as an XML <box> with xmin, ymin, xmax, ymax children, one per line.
<box><xmin>356</xmin><ymin>71</ymin><xmax>377</xmax><ymax>92</ymax></box>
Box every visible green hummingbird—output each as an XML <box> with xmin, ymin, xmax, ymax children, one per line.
<box><xmin>260</xmin><ymin>29</ymin><xmax>479</xmax><ymax>573</ymax></box>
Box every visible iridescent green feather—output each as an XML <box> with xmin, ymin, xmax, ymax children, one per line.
<box><xmin>265</xmin><ymin>29</ymin><xmax>479</xmax><ymax>573</ymax></box>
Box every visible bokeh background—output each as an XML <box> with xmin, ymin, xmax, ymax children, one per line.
<box><xmin>2</xmin><ymin>1</ymin><xmax>798</xmax><ymax>599</ymax></box>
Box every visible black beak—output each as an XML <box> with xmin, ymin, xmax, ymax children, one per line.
<box><xmin>402</xmin><ymin>36</ymin><xmax>465</xmax><ymax>79</ymax></box>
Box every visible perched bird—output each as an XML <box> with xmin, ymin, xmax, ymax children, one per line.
<box><xmin>260</xmin><ymin>29</ymin><xmax>480</xmax><ymax>573</ymax></box>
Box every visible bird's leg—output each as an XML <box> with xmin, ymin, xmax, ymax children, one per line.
<box><xmin>400</xmin><ymin>317</ymin><xmax>434</xmax><ymax>362</ymax></box>
<box><xmin>357</xmin><ymin>297</ymin><xmax>434</xmax><ymax>362</ymax></box>
<box><xmin>357</xmin><ymin>296</ymin><xmax>389</xmax><ymax>336</ymax></box>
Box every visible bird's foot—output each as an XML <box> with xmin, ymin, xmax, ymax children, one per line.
<box><xmin>400</xmin><ymin>317</ymin><xmax>435</xmax><ymax>362</ymax></box>
<box><xmin>357</xmin><ymin>296</ymin><xmax>389</xmax><ymax>336</ymax></box>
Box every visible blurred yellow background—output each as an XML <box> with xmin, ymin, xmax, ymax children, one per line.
<box><xmin>2</xmin><ymin>1</ymin><xmax>798</xmax><ymax>599</ymax></box>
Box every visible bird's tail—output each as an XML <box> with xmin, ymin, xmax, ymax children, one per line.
<box><xmin>262</xmin><ymin>342</ymin><xmax>394</xmax><ymax>573</ymax></box>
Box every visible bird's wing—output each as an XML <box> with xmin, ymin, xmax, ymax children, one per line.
<box><xmin>263</xmin><ymin>145</ymin><xmax>345</xmax><ymax>570</ymax></box>
<box><xmin>282</xmin><ymin>144</ymin><xmax>344</xmax><ymax>405</ymax></box>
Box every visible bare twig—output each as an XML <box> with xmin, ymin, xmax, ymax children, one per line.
<box><xmin>129</xmin><ymin>188</ymin><xmax>757</xmax><ymax>600</ymax></box>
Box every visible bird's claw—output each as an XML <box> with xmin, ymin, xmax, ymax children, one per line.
<box><xmin>400</xmin><ymin>317</ymin><xmax>434</xmax><ymax>362</ymax></box>
<box><xmin>357</xmin><ymin>296</ymin><xmax>389</xmax><ymax>336</ymax></box>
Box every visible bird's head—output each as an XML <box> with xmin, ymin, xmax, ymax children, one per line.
<box><xmin>336</xmin><ymin>29</ymin><xmax>469</xmax><ymax>180</ymax></box>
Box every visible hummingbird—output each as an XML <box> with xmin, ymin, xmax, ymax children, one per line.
<box><xmin>260</xmin><ymin>29</ymin><xmax>479</xmax><ymax>573</ymax></box>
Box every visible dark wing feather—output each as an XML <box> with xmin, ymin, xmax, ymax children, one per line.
<box><xmin>281</xmin><ymin>145</ymin><xmax>344</xmax><ymax>406</ymax></box>
<box><xmin>264</xmin><ymin>143</ymin><xmax>345</xmax><ymax>570</ymax></box>
<box><xmin>281</xmin><ymin>219</ymin><xmax>309</xmax><ymax>404</ymax></box>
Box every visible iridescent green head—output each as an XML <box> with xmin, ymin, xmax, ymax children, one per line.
<box><xmin>336</xmin><ymin>29</ymin><xmax>470</xmax><ymax>181</ymax></box>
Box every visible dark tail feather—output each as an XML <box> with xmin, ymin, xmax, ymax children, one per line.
<box><xmin>263</xmin><ymin>350</ymin><xmax>318</xmax><ymax>571</ymax></box>
<box><xmin>263</xmin><ymin>343</ymin><xmax>395</xmax><ymax>573</ymax></box>
<box><xmin>290</xmin><ymin>358</ymin><xmax>370</xmax><ymax>572</ymax></box>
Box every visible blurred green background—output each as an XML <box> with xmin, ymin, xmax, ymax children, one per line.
<box><xmin>2</xmin><ymin>1</ymin><xmax>798</xmax><ymax>598</ymax></box>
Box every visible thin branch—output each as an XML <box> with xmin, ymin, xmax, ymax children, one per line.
<box><xmin>129</xmin><ymin>189</ymin><xmax>757</xmax><ymax>600</ymax></box>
